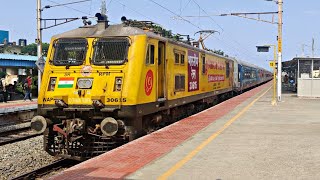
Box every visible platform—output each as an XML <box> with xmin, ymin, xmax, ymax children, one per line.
<box><xmin>0</xmin><ymin>99</ymin><xmax>37</xmax><ymax>114</ymax></box>
<box><xmin>50</xmin><ymin>82</ymin><xmax>320</xmax><ymax>179</ymax></box>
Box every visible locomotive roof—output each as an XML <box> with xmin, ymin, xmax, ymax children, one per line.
<box><xmin>52</xmin><ymin>23</ymin><xmax>147</xmax><ymax>39</ymax></box>
<box><xmin>53</xmin><ymin>21</ymin><xmax>270</xmax><ymax>72</ymax></box>
<box><xmin>52</xmin><ymin>22</ymin><xmax>232</xmax><ymax>60</ymax></box>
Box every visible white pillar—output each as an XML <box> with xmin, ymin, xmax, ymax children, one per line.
<box><xmin>277</xmin><ymin>52</ymin><xmax>282</xmax><ymax>101</ymax></box>
<box><xmin>37</xmin><ymin>0</ymin><xmax>42</xmax><ymax>95</ymax></box>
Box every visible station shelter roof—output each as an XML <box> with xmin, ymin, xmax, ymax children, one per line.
<box><xmin>0</xmin><ymin>54</ymin><xmax>38</xmax><ymax>68</ymax></box>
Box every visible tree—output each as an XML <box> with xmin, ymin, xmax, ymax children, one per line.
<box><xmin>21</xmin><ymin>43</ymin><xmax>49</xmax><ymax>56</ymax></box>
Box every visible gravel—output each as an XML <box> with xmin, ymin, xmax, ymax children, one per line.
<box><xmin>0</xmin><ymin>136</ymin><xmax>59</xmax><ymax>180</ymax></box>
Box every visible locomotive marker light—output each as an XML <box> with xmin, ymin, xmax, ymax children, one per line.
<box><xmin>101</xmin><ymin>117</ymin><xmax>119</xmax><ymax>136</ymax></box>
<box><xmin>31</xmin><ymin>115</ymin><xmax>47</xmax><ymax>133</ymax></box>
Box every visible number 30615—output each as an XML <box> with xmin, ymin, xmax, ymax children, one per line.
<box><xmin>106</xmin><ymin>98</ymin><xmax>127</xmax><ymax>102</ymax></box>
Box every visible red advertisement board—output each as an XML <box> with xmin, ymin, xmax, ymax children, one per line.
<box><xmin>188</xmin><ymin>50</ymin><xmax>199</xmax><ymax>91</ymax></box>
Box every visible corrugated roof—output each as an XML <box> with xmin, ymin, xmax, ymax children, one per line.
<box><xmin>0</xmin><ymin>54</ymin><xmax>38</xmax><ymax>61</ymax></box>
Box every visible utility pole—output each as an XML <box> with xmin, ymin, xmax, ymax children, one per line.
<box><xmin>277</xmin><ymin>0</ymin><xmax>283</xmax><ymax>102</ymax></box>
<box><xmin>101</xmin><ymin>0</ymin><xmax>107</xmax><ymax>15</ymax></box>
<box><xmin>37</xmin><ymin>0</ymin><xmax>42</xmax><ymax>94</ymax></box>
<box><xmin>312</xmin><ymin>38</ymin><xmax>315</xmax><ymax>57</ymax></box>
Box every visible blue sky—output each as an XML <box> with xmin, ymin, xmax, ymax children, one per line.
<box><xmin>1</xmin><ymin>0</ymin><xmax>320</xmax><ymax>70</ymax></box>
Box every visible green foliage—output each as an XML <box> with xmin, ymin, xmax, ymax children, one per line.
<box><xmin>31</xmin><ymin>76</ymin><xmax>38</xmax><ymax>90</ymax></box>
<box><xmin>206</xmin><ymin>48</ymin><xmax>228</xmax><ymax>57</ymax></box>
<box><xmin>21</xmin><ymin>43</ymin><xmax>49</xmax><ymax>56</ymax></box>
<box><xmin>213</xmin><ymin>49</ymin><xmax>225</xmax><ymax>56</ymax></box>
<box><xmin>0</xmin><ymin>71</ymin><xmax>6</xmax><ymax>78</ymax></box>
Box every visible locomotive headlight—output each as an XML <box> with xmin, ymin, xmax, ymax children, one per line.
<box><xmin>77</xmin><ymin>78</ymin><xmax>93</xmax><ymax>89</ymax></box>
<box><xmin>114</xmin><ymin>77</ymin><xmax>123</xmax><ymax>91</ymax></box>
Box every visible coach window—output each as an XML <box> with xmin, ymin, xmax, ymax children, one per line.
<box><xmin>146</xmin><ymin>44</ymin><xmax>155</xmax><ymax>65</ymax></box>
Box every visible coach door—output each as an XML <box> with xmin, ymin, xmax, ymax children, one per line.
<box><xmin>157</xmin><ymin>41</ymin><xmax>166</xmax><ymax>101</ymax></box>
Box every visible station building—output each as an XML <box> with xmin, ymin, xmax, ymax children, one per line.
<box><xmin>0</xmin><ymin>53</ymin><xmax>37</xmax><ymax>76</ymax></box>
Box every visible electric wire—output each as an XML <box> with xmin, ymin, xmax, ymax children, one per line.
<box><xmin>180</xmin><ymin>0</ymin><xmax>193</xmax><ymax>16</ymax></box>
<box><xmin>191</xmin><ymin>0</ymin><xmax>261</xmax><ymax>60</ymax></box>
<box><xmin>147</xmin><ymin>0</ymin><xmax>258</xmax><ymax>60</ymax></box>
<box><xmin>147</xmin><ymin>0</ymin><xmax>202</xmax><ymax>30</ymax></box>
<box><xmin>46</xmin><ymin>0</ymin><xmax>91</xmax><ymax>8</ymax></box>
<box><xmin>191</xmin><ymin>0</ymin><xmax>224</xmax><ymax>32</ymax></box>
<box><xmin>113</xmin><ymin>0</ymin><xmax>155</xmax><ymax>22</ymax></box>
<box><xmin>45</xmin><ymin>0</ymin><xmax>92</xmax><ymax>15</ymax></box>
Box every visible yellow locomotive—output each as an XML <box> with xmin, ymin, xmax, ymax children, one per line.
<box><xmin>31</xmin><ymin>14</ymin><xmax>259</xmax><ymax>160</ymax></box>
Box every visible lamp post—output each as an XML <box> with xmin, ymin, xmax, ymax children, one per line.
<box><xmin>277</xmin><ymin>0</ymin><xmax>283</xmax><ymax>102</ymax></box>
<box><xmin>257</xmin><ymin>45</ymin><xmax>277</xmax><ymax>105</ymax></box>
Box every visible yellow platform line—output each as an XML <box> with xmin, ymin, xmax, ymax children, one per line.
<box><xmin>158</xmin><ymin>86</ymin><xmax>272</xmax><ymax>180</ymax></box>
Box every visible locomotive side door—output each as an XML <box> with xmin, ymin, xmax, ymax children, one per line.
<box><xmin>157</xmin><ymin>41</ymin><xmax>166</xmax><ymax>101</ymax></box>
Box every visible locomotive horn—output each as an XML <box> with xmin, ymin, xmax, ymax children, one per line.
<box><xmin>31</xmin><ymin>116</ymin><xmax>47</xmax><ymax>133</ymax></box>
<box><xmin>101</xmin><ymin>117</ymin><xmax>118</xmax><ymax>136</ymax></box>
<box><xmin>121</xmin><ymin>16</ymin><xmax>127</xmax><ymax>22</ymax></box>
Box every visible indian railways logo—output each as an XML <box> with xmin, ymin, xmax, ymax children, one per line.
<box><xmin>81</xmin><ymin>65</ymin><xmax>93</xmax><ymax>77</ymax></box>
<box><xmin>145</xmin><ymin>70</ymin><xmax>153</xmax><ymax>96</ymax></box>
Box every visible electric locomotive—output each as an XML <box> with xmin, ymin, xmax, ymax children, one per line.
<box><xmin>31</xmin><ymin>13</ymin><xmax>270</xmax><ymax>160</ymax></box>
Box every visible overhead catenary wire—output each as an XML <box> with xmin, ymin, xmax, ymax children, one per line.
<box><xmin>147</xmin><ymin>0</ymin><xmax>202</xmax><ymax>30</ymax></box>
<box><xmin>45</xmin><ymin>0</ymin><xmax>91</xmax><ymax>8</ymax></box>
<box><xmin>191</xmin><ymin>0</ymin><xmax>260</xmax><ymax>60</ymax></box>
<box><xmin>45</xmin><ymin>0</ymin><xmax>92</xmax><ymax>15</ymax></box>
<box><xmin>191</xmin><ymin>0</ymin><xmax>224</xmax><ymax>32</ymax></box>
<box><xmin>113</xmin><ymin>0</ymin><xmax>155</xmax><ymax>22</ymax></box>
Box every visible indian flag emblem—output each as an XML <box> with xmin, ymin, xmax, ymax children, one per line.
<box><xmin>58</xmin><ymin>77</ymin><xmax>74</xmax><ymax>88</ymax></box>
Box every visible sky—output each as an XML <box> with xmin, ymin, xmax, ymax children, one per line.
<box><xmin>1</xmin><ymin>0</ymin><xmax>320</xmax><ymax>70</ymax></box>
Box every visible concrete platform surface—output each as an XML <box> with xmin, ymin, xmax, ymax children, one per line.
<box><xmin>129</xmin><ymin>87</ymin><xmax>320</xmax><ymax>179</ymax></box>
<box><xmin>0</xmin><ymin>99</ymin><xmax>37</xmax><ymax>114</ymax></box>
<box><xmin>51</xmin><ymin>83</ymin><xmax>298</xmax><ymax>179</ymax></box>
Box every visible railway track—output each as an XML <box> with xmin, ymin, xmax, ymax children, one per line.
<box><xmin>0</xmin><ymin>126</ymin><xmax>41</xmax><ymax>146</ymax></box>
<box><xmin>12</xmin><ymin>159</ymin><xmax>79</xmax><ymax>180</ymax></box>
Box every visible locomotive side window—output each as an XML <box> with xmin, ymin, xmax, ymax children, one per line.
<box><xmin>93</xmin><ymin>38</ymin><xmax>129</xmax><ymax>65</ymax></box>
<box><xmin>175</xmin><ymin>74</ymin><xmax>185</xmax><ymax>91</ymax></box>
<box><xmin>202</xmin><ymin>56</ymin><xmax>206</xmax><ymax>74</ymax></box>
<box><xmin>175</xmin><ymin>53</ymin><xmax>180</xmax><ymax>64</ymax></box>
<box><xmin>181</xmin><ymin>54</ymin><xmax>185</xmax><ymax>65</ymax></box>
<box><xmin>174</xmin><ymin>50</ymin><xmax>185</xmax><ymax>65</ymax></box>
<box><xmin>226</xmin><ymin>62</ymin><xmax>230</xmax><ymax>78</ymax></box>
<box><xmin>53</xmin><ymin>38</ymin><xmax>87</xmax><ymax>66</ymax></box>
<box><xmin>146</xmin><ymin>44</ymin><xmax>155</xmax><ymax>65</ymax></box>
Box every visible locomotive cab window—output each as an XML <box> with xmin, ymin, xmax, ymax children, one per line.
<box><xmin>93</xmin><ymin>38</ymin><xmax>129</xmax><ymax>65</ymax></box>
<box><xmin>146</xmin><ymin>44</ymin><xmax>155</xmax><ymax>65</ymax></box>
<box><xmin>52</xmin><ymin>38</ymin><xmax>87</xmax><ymax>66</ymax></box>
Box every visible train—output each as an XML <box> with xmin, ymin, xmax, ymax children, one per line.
<box><xmin>31</xmin><ymin>13</ymin><xmax>272</xmax><ymax>161</ymax></box>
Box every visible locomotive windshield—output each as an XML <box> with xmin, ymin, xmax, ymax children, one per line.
<box><xmin>92</xmin><ymin>38</ymin><xmax>129</xmax><ymax>65</ymax></box>
<box><xmin>52</xmin><ymin>38</ymin><xmax>87</xmax><ymax>66</ymax></box>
